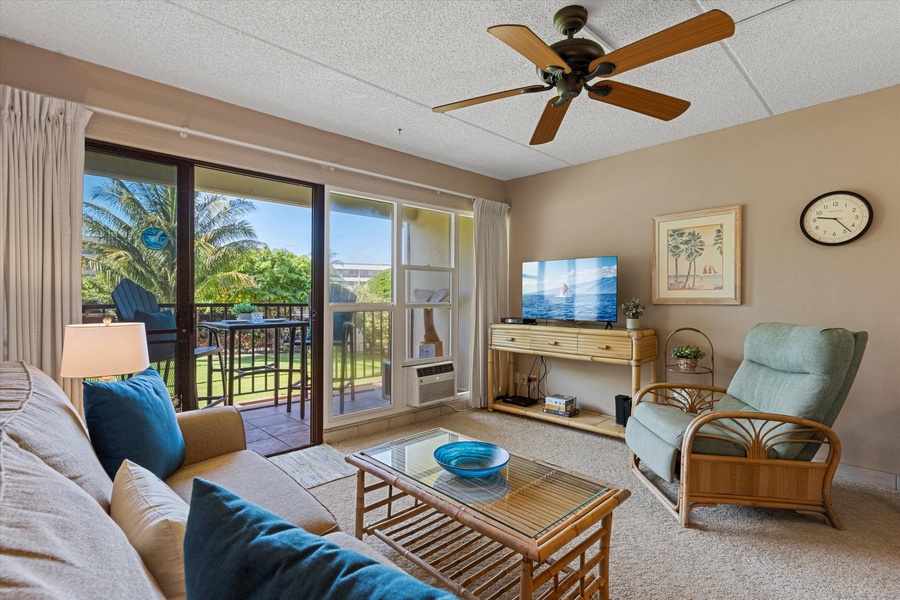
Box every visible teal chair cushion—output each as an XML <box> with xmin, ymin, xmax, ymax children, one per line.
<box><xmin>728</xmin><ymin>324</ymin><xmax>855</xmax><ymax>421</ymax></box>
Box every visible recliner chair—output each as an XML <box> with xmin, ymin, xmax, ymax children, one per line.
<box><xmin>626</xmin><ymin>322</ymin><xmax>867</xmax><ymax>528</ymax></box>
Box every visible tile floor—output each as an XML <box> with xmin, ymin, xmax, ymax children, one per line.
<box><xmin>239</xmin><ymin>402</ymin><xmax>311</xmax><ymax>456</ymax></box>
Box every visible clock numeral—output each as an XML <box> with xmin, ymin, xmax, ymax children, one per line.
<box><xmin>833</xmin><ymin>202</ymin><xmax>839</xmax><ymax>207</ymax></box>
<box><xmin>816</xmin><ymin>210</ymin><xmax>822</xmax><ymax>215</ymax></box>
<box><xmin>852</xmin><ymin>208</ymin><xmax>857</xmax><ymax>212</ymax></box>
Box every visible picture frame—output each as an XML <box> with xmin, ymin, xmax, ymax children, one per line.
<box><xmin>652</xmin><ymin>205</ymin><xmax>742</xmax><ymax>305</ymax></box>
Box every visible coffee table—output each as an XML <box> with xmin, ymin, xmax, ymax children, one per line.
<box><xmin>345</xmin><ymin>428</ymin><xmax>630</xmax><ymax>600</ymax></box>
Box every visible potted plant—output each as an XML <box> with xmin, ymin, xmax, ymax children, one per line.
<box><xmin>231</xmin><ymin>302</ymin><xmax>259</xmax><ymax>322</ymax></box>
<box><xmin>671</xmin><ymin>345</ymin><xmax>706</xmax><ymax>372</ymax></box>
<box><xmin>620</xmin><ymin>298</ymin><xmax>645</xmax><ymax>330</ymax></box>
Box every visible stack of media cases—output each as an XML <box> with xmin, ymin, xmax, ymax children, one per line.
<box><xmin>543</xmin><ymin>394</ymin><xmax>578</xmax><ymax>417</ymax></box>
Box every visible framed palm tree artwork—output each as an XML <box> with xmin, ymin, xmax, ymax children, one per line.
<box><xmin>652</xmin><ymin>205</ymin><xmax>742</xmax><ymax>305</ymax></box>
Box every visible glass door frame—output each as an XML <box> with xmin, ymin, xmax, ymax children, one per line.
<box><xmin>85</xmin><ymin>141</ymin><xmax>325</xmax><ymax>444</ymax></box>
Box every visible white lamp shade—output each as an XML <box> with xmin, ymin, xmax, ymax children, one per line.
<box><xmin>60</xmin><ymin>322</ymin><xmax>151</xmax><ymax>378</ymax></box>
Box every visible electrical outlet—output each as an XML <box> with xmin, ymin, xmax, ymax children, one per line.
<box><xmin>516</xmin><ymin>372</ymin><xmax>527</xmax><ymax>384</ymax></box>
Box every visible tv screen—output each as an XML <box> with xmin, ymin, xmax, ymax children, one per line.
<box><xmin>522</xmin><ymin>256</ymin><xmax>618</xmax><ymax>322</ymax></box>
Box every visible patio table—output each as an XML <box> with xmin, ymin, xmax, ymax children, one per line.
<box><xmin>204</xmin><ymin>319</ymin><xmax>308</xmax><ymax>414</ymax></box>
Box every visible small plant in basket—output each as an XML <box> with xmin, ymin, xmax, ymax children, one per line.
<box><xmin>671</xmin><ymin>345</ymin><xmax>706</xmax><ymax>371</ymax></box>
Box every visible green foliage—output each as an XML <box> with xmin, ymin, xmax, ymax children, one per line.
<box><xmin>354</xmin><ymin>268</ymin><xmax>391</xmax><ymax>303</ymax></box>
<box><xmin>230</xmin><ymin>302</ymin><xmax>258</xmax><ymax>315</ymax></box>
<box><xmin>82</xmin><ymin>274</ymin><xmax>115</xmax><ymax>304</ymax></box>
<box><xmin>671</xmin><ymin>345</ymin><xmax>706</xmax><ymax>360</ymax></box>
<box><xmin>83</xmin><ymin>179</ymin><xmax>262</xmax><ymax>303</ymax></box>
<box><xmin>229</xmin><ymin>248</ymin><xmax>312</xmax><ymax>304</ymax></box>
<box><xmin>620</xmin><ymin>298</ymin><xmax>645</xmax><ymax>319</ymax></box>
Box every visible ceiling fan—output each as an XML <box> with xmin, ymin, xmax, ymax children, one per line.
<box><xmin>433</xmin><ymin>5</ymin><xmax>735</xmax><ymax>145</ymax></box>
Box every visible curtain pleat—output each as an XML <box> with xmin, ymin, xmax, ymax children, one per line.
<box><xmin>1</xmin><ymin>85</ymin><xmax>92</xmax><ymax>412</ymax></box>
<box><xmin>469</xmin><ymin>198</ymin><xmax>509</xmax><ymax>408</ymax></box>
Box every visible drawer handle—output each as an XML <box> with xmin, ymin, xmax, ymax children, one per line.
<box><xmin>509</xmin><ymin>337</ymin><xmax>516</xmax><ymax>342</ymax></box>
<box><xmin>550</xmin><ymin>341</ymin><xmax>559</xmax><ymax>346</ymax></box>
<box><xmin>599</xmin><ymin>345</ymin><xmax>610</xmax><ymax>350</ymax></box>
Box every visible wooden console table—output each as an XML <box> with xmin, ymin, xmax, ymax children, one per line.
<box><xmin>487</xmin><ymin>324</ymin><xmax>658</xmax><ymax>438</ymax></box>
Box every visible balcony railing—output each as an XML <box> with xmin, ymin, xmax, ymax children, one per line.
<box><xmin>83</xmin><ymin>302</ymin><xmax>389</xmax><ymax>407</ymax></box>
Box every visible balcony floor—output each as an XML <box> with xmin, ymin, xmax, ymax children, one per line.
<box><xmin>238</xmin><ymin>386</ymin><xmax>390</xmax><ymax>456</ymax></box>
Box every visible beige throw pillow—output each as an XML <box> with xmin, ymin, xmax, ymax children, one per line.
<box><xmin>112</xmin><ymin>460</ymin><xmax>189</xmax><ymax>600</ymax></box>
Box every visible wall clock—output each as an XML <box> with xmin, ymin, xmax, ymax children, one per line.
<box><xmin>800</xmin><ymin>191</ymin><xmax>873</xmax><ymax>246</ymax></box>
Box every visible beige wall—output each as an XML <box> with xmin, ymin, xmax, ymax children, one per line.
<box><xmin>507</xmin><ymin>85</ymin><xmax>900</xmax><ymax>482</ymax></box>
<box><xmin>0</xmin><ymin>38</ymin><xmax>505</xmax><ymax>208</ymax></box>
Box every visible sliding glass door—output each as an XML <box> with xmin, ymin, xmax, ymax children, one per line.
<box><xmin>82</xmin><ymin>142</ymin><xmax>324</xmax><ymax>450</ymax></box>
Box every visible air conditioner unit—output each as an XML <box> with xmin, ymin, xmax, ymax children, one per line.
<box><xmin>406</xmin><ymin>362</ymin><xmax>456</xmax><ymax>407</ymax></box>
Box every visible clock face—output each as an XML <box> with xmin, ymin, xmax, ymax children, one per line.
<box><xmin>800</xmin><ymin>191</ymin><xmax>872</xmax><ymax>246</ymax></box>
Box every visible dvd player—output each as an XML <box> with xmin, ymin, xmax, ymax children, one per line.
<box><xmin>500</xmin><ymin>317</ymin><xmax>537</xmax><ymax>325</ymax></box>
<box><xmin>499</xmin><ymin>395</ymin><xmax>537</xmax><ymax>407</ymax></box>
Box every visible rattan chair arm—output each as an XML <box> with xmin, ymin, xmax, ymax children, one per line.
<box><xmin>632</xmin><ymin>382</ymin><xmax>727</xmax><ymax>412</ymax></box>
<box><xmin>682</xmin><ymin>411</ymin><xmax>841</xmax><ymax>464</ymax></box>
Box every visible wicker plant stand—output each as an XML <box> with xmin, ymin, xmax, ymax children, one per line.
<box><xmin>345</xmin><ymin>429</ymin><xmax>630</xmax><ymax>600</ymax></box>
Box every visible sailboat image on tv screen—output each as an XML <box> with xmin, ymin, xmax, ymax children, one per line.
<box><xmin>522</xmin><ymin>256</ymin><xmax>618</xmax><ymax>322</ymax></box>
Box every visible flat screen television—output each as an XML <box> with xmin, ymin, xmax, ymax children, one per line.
<box><xmin>522</xmin><ymin>256</ymin><xmax>618</xmax><ymax>323</ymax></box>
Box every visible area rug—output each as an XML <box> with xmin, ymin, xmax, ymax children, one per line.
<box><xmin>268</xmin><ymin>444</ymin><xmax>357</xmax><ymax>489</ymax></box>
<box><xmin>310</xmin><ymin>410</ymin><xmax>900</xmax><ymax>600</ymax></box>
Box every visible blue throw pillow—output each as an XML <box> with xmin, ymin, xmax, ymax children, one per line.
<box><xmin>84</xmin><ymin>367</ymin><xmax>185</xmax><ymax>480</ymax></box>
<box><xmin>184</xmin><ymin>479</ymin><xmax>457</xmax><ymax>600</ymax></box>
<box><xmin>133</xmin><ymin>309</ymin><xmax>176</xmax><ymax>363</ymax></box>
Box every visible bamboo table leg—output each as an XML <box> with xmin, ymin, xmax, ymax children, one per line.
<box><xmin>487</xmin><ymin>348</ymin><xmax>495</xmax><ymax>412</ymax></box>
<box><xmin>520</xmin><ymin>557</ymin><xmax>534</xmax><ymax>599</ymax></box>
<box><xmin>599</xmin><ymin>512</ymin><xmax>612</xmax><ymax>600</ymax></box>
<box><xmin>355</xmin><ymin>469</ymin><xmax>365</xmax><ymax>539</ymax></box>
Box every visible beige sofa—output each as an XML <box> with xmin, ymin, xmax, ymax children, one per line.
<box><xmin>0</xmin><ymin>361</ymin><xmax>389</xmax><ymax>598</ymax></box>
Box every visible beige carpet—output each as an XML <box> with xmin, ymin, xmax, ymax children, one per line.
<box><xmin>310</xmin><ymin>410</ymin><xmax>900</xmax><ymax>600</ymax></box>
<box><xmin>268</xmin><ymin>444</ymin><xmax>357</xmax><ymax>488</ymax></box>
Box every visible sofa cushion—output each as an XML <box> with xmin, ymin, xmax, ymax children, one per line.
<box><xmin>0</xmin><ymin>361</ymin><xmax>113</xmax><ymax>510</ymax></box>
<box><xmin>183</xmin><ymin>479</ymin><xmax>456</xmax><ymax>600</ymax></box>
<box><xmin>165</xmin><ymin>449</ymin><xmax>339</xmax><ymax>535</ymax></box>
<box><xmin>112</xmin><ymin>460</ymin><xmax>188</xmax><ymax>600</ymax></box>
<box><xmin>0</xmin><ymin>431</ymin><xmax>164</xmax><ymax>599</ymax></box>
<box><xmin>84</xmin><ymin>367</ymin><xmax>185</xmax><ymax>480</ymax></box>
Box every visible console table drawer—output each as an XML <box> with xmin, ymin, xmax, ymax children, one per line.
<box><xmin>530</xmin><ymin>331</ymin><xmax>578</xmax><ymax>354</ymax></box>
<box><xmin>577</xmin><ymin>334</ymin><xmax>632</xmax><ymax>360</ymax></box>
<box><xmin>491</xmin><ymin>326</ymin><xmax>531</xmax><ymax>351</ymax></box>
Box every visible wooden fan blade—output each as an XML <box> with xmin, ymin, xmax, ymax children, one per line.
<box><xmin>489</xmin><ymin>24</ymin><xmax>572</xmax><ymax>74</ymax></box>
<box><xmin>588</xmin><ymin>81</ymin><xmax>690</xmax><ymax>121</ymax></box>
<box><xmin>589</xmin><ymin>10</ymin><xmax>735</xmax><ymax>77</ymax></box>
<box><xmin>432</xmin><ymin>85</ymin><xmax>549</xmax><ymax>113</ymax></box>
<box><xmin>530</xmin><ymin>98</ymin><xmax>571</xmax><ymax>145</ymax></box>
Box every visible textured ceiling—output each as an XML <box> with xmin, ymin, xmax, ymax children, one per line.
<box><xmin>1</xmin><ymin>0</ymin><xmax>898</xmax><ymax>180</ymax></box>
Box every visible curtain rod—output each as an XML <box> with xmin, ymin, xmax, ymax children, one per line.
<box><xmin>86</xmin><ymin>105</ymin><xmax>476</xmax><ymax>201</ymax></box>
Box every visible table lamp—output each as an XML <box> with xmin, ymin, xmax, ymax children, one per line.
<box><xmin>60</xmin><ymin>318</ymin><xmax>150</xmax><ymax>380</ymax></box>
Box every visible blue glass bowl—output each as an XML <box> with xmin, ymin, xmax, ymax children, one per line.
<box><xmin>434</xmin><ymin>441</ymin><xmax>510</xmax><ymax>478</ymax></box>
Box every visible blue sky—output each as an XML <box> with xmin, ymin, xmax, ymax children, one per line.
<box><xmin>84</xmin><ymin>175</ymin><xmax>391</xmax><ymax>264</ymax></box>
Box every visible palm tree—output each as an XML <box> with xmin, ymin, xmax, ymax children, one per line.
<box><xmin>84</xmin><ymin>179</ymin><xmax>263</xmax><ymax>302</ymax></box>
<box><xmin>681</xmin><ymin>230</ymin><xmax>706</xmax><ymax>289</ymax></box>
<box><xmin>713</xmin><ymin>226</ymin><xmax>724</xmax><ymax>256</ymax></box>
<box><xmin>668</xmin><ymin>228</ymin><xmax>688</xmax><ymax>288</ymax></box>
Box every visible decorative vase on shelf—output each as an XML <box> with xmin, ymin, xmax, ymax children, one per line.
<box><xmin>678</xmin><ymin>358</ymin><xmax>699</xmax><ymax>372</ymax></box>
<box><xmin>626</xmin><ymin>318</ymin><xmax>640</xmax><ymax>330</ymax></box>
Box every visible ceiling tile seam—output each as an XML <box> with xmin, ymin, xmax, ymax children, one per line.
<box><xmin>163</xmin><ymin>0</ymin><xmax>571</xmax><ymax>172</ymax></box>
<box><xmin>731</xmin><ymin>0</ymin><xmax>801</xmax><ymax>26</ymax></box>
<box><xmin>720</xmin><ymin>40</ymin><xmax>775</xmax><ymax>117</ymax></box>
<box><xmin>694</xmin><ymin>0</ymin><xmax>774</xmax><ymax>116</ymax></box>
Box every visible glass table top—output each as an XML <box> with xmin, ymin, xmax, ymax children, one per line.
<box><xmin>360</xmin><ymin>428</ymin><xmax>609</xmax><ymax>539</ymax></box>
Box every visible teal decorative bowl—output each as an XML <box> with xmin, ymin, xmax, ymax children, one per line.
<box><xmin>434</xmin><ymin>441</ymin><xmax>510</xmax><ymax>478</ymax></box>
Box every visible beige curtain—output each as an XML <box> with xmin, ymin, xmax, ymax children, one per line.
<box><xmin>469</xmin><ymin>198</ymin><xmax>509</xmax><ymax>408</ymax></box>
<box><xmin>1</xmin><ymin>85</ymin><xmax>92</xmax><ymax>411</ymax></box>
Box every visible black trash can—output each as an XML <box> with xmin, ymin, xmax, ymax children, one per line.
<box><xmin>615</xmin><ymin>394</ymin><xmax>632</xmax><ymax>426</ymax></box>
